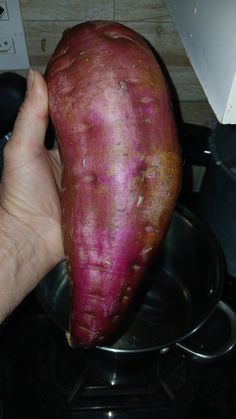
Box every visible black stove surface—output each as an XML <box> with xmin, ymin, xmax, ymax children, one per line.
<box><xmin>1</xmin><ymin>279</ymin><xmax>236</xmax><ymax>419</ymax></box>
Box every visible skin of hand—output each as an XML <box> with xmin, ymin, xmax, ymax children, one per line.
<box><xmin>0</xmin><ymin>69</ymin><xmax>64</xmax><ymax>321</ymax></box>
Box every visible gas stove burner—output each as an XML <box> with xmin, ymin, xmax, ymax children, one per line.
<box><xmin>35</xmin><ymin>321</ymin><xmax>199</xmax><ymax>417</ymax></box>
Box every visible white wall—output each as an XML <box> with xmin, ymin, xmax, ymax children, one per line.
<box><xmin>164</xmin><ymin>0</ymin><xmax>236</xmax><ymax>124</ymax></box>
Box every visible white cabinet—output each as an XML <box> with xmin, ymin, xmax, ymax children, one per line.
<box><xmin>164</xmin><ymin>0</ymin><xmax>236</xmax><ymax>124</ymax></box>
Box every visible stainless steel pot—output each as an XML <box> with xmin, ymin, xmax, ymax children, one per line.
<box><xmin>36</xmin><ymin>205</ymin><xmax>236</xmax><ymax>364</ymax></box>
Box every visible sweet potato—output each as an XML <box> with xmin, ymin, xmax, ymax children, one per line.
<box><xmin>45</xmin><ymin>21</ymin><xmax>181</xmax><ymax>348</ymax></box>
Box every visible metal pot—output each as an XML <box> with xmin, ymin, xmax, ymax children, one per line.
<box><xmin>36</xmin><ymin>205</ymin><xmax>236</xmax><ymax>365</ymax></box>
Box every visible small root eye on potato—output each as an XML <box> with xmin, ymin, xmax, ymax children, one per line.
<box><xmin>45</xmin><ymin>20</ymin><xmax>181</xmax><ymax>348</ymax></box>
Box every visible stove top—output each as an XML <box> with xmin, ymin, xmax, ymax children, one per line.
<box><xmin>1</xmin><ymin>279</ymin><xmax>236</xmax><ymax>419</ymax></box>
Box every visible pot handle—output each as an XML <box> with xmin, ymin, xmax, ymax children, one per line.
<box><xmin>175</xmin><ymin>301</ymin><xmax>236</xmax><ymax>363</ymax></box>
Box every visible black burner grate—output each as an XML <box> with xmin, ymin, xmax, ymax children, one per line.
<box><xmin>1</xmin><ymin>287</ymin><xmax>236</xmax><ymax>419</ymax></box>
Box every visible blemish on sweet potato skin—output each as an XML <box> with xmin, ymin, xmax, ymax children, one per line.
<box><xmin>45</xmin><ymin>21</ymin><xmax>181</xmax><ymax>348</ymax></box>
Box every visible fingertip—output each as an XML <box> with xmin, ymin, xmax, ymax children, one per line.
<box><xmin>26</xmin><ymin>68</ymin><xmax>34</xmax><ymax>92</ymax></box>
<box><xmin>26</xmin><ymin>69</ymin><xmax>48</xmax><ymax>116</ymax></box>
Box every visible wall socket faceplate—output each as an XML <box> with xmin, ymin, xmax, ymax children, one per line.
<box><xmin>0</xmin><ymin>0</ymin><xmax>29</xmax><ymax>70</ymax></box>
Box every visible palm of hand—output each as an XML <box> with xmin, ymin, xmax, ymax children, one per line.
<box><xmin>0</xmin><ymin>70</ymin><xmax>64</xmax><ymax>272</ymax></box>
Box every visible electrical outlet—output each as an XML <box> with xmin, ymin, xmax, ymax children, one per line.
<box><xmin>0</xmin><ymin>2</ymin><xmax>9</xmax><ymax>20</ymax></box>
<box><xmin>0</xmin><ymin>37</ymin><xmax>14</xmax><ymax>53</ymax></box>
<box><xmin>0</xmin><ymin>0</ymin><xmax>29</xmax><ymax>70</ymax></box>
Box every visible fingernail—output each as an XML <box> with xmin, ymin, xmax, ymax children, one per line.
<box><xmin>27</xmin><ymin>68</ymin><xmax>34</xmax><ymax>91</ymax></box>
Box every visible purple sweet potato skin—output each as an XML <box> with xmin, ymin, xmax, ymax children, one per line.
<box><xmin>45</xmin><ymin>21</ymin><xmax>181</xmax><ymax>348</ymax></box>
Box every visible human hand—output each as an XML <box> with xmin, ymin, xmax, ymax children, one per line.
<box><xmin>0</xmin><ymin>70</ymin><xmax>64</xmax><ymax>318</ymax></box>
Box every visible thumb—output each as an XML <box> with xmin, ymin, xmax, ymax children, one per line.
<box><xmin>11</xmin><ymin>69</ymin><xmax>49</xmax><ymax>148</ymax></box>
